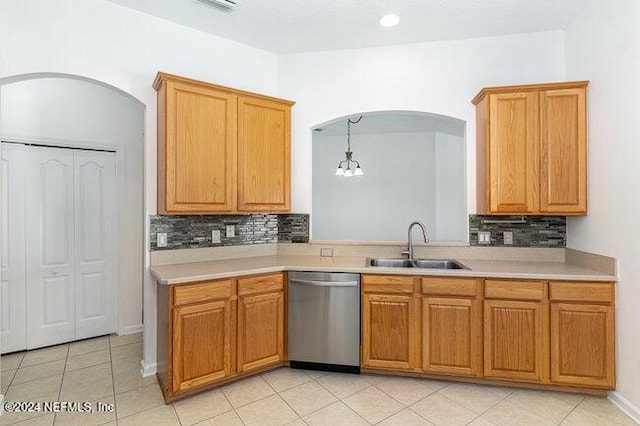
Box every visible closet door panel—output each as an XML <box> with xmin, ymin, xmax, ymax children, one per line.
<box><xmin>74</xmin><ymin>150</ymin><xmax>116</xmax><ymax>339</ymax></box>
<box><xmin>26</xmin><ymin>146</ymin><xmax>75</xmax><ymax>349</ymax></box>
<box><xmin>0</xmin><ymin>143</ymin><xmax>27</xmax><ymax>353</ymax></box>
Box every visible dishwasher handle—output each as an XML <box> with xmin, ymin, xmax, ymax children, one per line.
<box><xmin>289</xmin><ymin>278</ymin><xmax>359</xmax><ymax>287</ymax></box>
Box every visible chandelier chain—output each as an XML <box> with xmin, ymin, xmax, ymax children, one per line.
<box><xmin>347</xmin><ymin>116</ymin><xmax>363</xmax><ymax>152</ymax></box>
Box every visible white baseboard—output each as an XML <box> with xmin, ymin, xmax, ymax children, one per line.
<box><xmin>122</xmin><ymin>324</ymin><xmax>144</xmax><ymax>335</ymax></box>
<box><xmin>140</xmin><ymin>360</ymin><xmax>157</xmax><ymax>377</ymax></box>
<box><xmin>0</xmin><ymin>393</ymin><xmax>4</xmax><ymax>416</ymax></box>
<box><xmin>609</xmin><ymin>391</ymin><xmax>640</xmax><ymax>424</ymax></box>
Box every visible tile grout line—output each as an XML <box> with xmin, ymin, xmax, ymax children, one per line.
<box><xmin>557</xmin><ymin>402</ymin><xmax>581</xmax><ymax>425</ymax></box>
<box><xmin>475</xmin><ymin>387</ymin><xmax>515</xmax><ymax>417</ymax></box>
<box><xmin>107</xmin><ymin>335</ymin><xmax>119</xmax><ymax>423</ymax></box>
<box><xmin>218</xmin><ymin>383</ymin><xmax>247</xmax><ymax>426</ymax></box>
<box><xmin>171</xmin><ymin>403</ymin><xmax>184</xmax><ymax>426</ymax></box>
<box><xmin>262</xmin><ymin>369</ymin><xmax>318</xmax><ymax>423</ymax></box>
<box><xmin>306</xmin><ymin>374</ymin><xmax>375</xmax><ymax>425</ymax></box>
<box><xmin>263</xmin><ymin>374</ymin><xmax>306</xmax><ymax>422</ymax></box>
<box><xmin>372</xmin><ymin>379</ymin><xmax>443</xmax><ymax>408</ymax></box>
<box><xmin>52</xmin><ymin>343</ymin><xmax>70</xmax><ymax>425</ymax></box>
<box><xmin>558</xmin><ymin>396</ymin><xmax>587</xmax><ymax>425</ymax></box>
<box><xmin>312</xmin><ymin>373</ymin><xmax>375</xmax><ymax>401</ymax></box>
<box><xmin>406</xmin><ymin>406</ymin><xmax>438</xmax><ymax>426</ymax></box>
<box><xmin>261</xmin><ymin>372</ymin><xmax>308</xmax><ymax>422</ymax></box>
<box><xmin>571</xmin><ymin>396</ymin><xmax>635</xmax><ymax>426</ymax></box>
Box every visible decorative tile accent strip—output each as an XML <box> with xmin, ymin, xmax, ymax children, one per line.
<box><xmin>278</xmin><ymin>214</ymin><xmax>310</xmax><ymax>243</ymax></box>
<box><xmin>469</xmin><ymin>215</ymin><xmax>566</xmax><ymax>247</ymax></box>
<box><xmin>150</xmin><ymin>214</ymin><xmax>309</xmax><ymax>251</ymax></box>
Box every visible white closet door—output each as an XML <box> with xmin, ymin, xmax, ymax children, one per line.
<box><xmin>25</xmin><ymin>146</ymin><xmax>76</xmax><ymax>349</ymax></box>
<box><xmin>0</xmin><ymin>143</ymin><xmax>27</xmax><ymax>353</ymax></box>
<box><xmin>74</xmin><ymin>150</ymin><xmax>116</xmax><ymax>339</ymax></box>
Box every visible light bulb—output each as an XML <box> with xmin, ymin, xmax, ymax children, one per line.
<box><xmin>380</xmin><ymin>14</ymin><xmax>400</xmax><ymax>28</ymax></box>
<box><xmin>344</xmin><ymin>167</ymin><xmax>354</xmax><ymax>177</ymax></box>
<box><xmin>354</xmin><ymin>166</ymin><xmax>364</xmax><ymax>176</ymax></box>
<box><xmin>335</xmin><ymin>166</ymin><xmax>345</xmax><ymax>176</ymax></box>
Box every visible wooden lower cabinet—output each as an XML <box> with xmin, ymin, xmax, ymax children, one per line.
<box><xmin>158</xmin><ymin>273</ymin><xmax>286</xmax><ymax>401</ymax></box>
<box><xmin>484</xmin><ymin>299</ymin><xmax>548</xmax><ymax>382</ymax></box>
<box><xmin>362</xmin><ymin>292</ymin><xmax>419</xmax><ymax>370</ymax></box>
<box><xmin>549</xmin><ymin>281</ymin><xmax>615</xmax><ymax>388</ymax></box>
<box><xmin>551</xmin><ymin>303</ymin><xmax>615</xmax><ymax>388</ymax></box>
<box><xmin>237</xmin><ymin>290</ymin><xmax>285</xmax><ymax>373</ymax></box>
<box><xmin>172</xmin><ymin>299</ymin><xmax>233</xmax><ymax>393</ymax></box>
<box><xmin>422</xmin><ymin>297</ymin><xmax>481</xmax><ymax>376</ymax></box>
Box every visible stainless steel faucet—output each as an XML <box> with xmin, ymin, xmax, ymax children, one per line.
<box><xmin>401</xmin><ymin>221</ymin><xmax>429</xmax><ymax>261</ymax></box>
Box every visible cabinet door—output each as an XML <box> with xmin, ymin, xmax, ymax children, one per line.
<box><xmin>237</xmin><ymin>96</ymin><xmax>290</xmax><ymax>212</ymax></box>
<box><xmin>422</xmin><ymin>297</ymin><xmax>481</xmax><ymax>376</ymax></box>
<box><xmin>551</xmin><ymin>303</ymin><xmax>614</xmax><ymax>388</ymax></box>
<box><xmin>237</xmin><ymin>291</ymin><xmax>285</xmax><ymax>373</ymax></box>
<box><xmin>488</xmin><ymin>92</ymin><xmax>539</xmax><ymax>213</ymax></box>
<box><xmin>362</xmin><ymin>293</ymin><xmax>418</xmax><ymax>370</ymax></box>
<box><xmin>161</xmin><ymin>81</ymin><xmax>237</xmax><ymax>213</ymax></box>
<box><xmin>484</xmin><ymin>300</ymin><xmax>548</xmax><ymax>382</ymax></box>
<box><xmin>172</xmin><ymin>299</ymin><xmax>233</xmax><ymax>393</ymax></box>
<box><xmin>540</xmin><ymin>88</ymin><xmax>587</xmax><ymax>214</ymax></box>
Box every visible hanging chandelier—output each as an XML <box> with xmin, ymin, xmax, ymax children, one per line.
<box><xmin>335</xmin><ymin>116</ymin><xmax>364</xmax><ymax>177</ymax></box>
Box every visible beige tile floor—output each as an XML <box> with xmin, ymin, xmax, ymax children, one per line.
<box><xmin>0</xmin><ymin>334</ymin><xmax>636</xmax><ymax>425</ymax></box>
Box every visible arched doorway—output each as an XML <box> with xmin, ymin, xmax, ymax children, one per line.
<box><xmin>311</xmin><ymin>110</ymin><xmax>467</xmax><ymax>243</ymax></box>
<box><xmin>0</xmin><ymin>74</ymin><xmax>145</xmax><ymax>355</ymax></box>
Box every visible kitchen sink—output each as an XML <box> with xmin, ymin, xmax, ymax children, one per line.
<box><xmin>367</xmin><ymin>258</ymin><xmax>469</xmax><ymax>270</ymax></box>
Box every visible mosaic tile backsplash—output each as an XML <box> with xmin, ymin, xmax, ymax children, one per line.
<box><xmin>150</xmin><ymin>214</ymin><xmax>309</xmax><ymax>250</ymax></box>
<box><xmin>469</xmin><ymin>215</ymin><xmax>566</xmax><ymax>247</ymax></box>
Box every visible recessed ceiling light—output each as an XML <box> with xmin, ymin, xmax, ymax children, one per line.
<box><xmin>380</xmin><ymin>14</ymin><xmax>400</xmax><ymax>28</ymax></box>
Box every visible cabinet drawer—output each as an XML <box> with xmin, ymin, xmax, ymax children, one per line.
<box><xmin>362</xmin><ymin>275</ymin><xmax>415</xmax><ymax>294</ymax></box>
<box><xmin>173</xmin><ymin>280</ymin><xmax>232</xmax><ymax>306</ymax></box>
<box><xmin>549</xmin><ymin>281</ymin><xmax>614</xmax><ymax>303</ymax></box>
<box><xmin>238</xmin><ymin>273</ymin><xmax>284</xmax><ymax>296</ymax></box>
<box><xmin>422</xmin><ymin>277</ymin><xmax>477</xmax><ymax>297</ymax></box>
<box><xmin>485</xmin><ymin>280</ymin><xmax>546</xmax><ymax>301</ymax></box>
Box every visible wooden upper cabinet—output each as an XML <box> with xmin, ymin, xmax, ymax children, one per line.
<box><xmin>488</xmin><ymin>91</ymin><xmax>539</xmax><ymax>213</ymax></box>
<box><xmin>473</xmin><ymin>81</ymin><xmax>588</xmax><ymax>215</ymax></box>
<box><xmin>154</xmin><ymin>72</ymin><xmax>294</xmax><ymax>214</ymax></box>
<box><xmin>157</xmin><ymin>79</ymin><xmax>237</xmax><ymax>214</ymax></box>
<box><xmin>540</xmin><ymin>88</ymin><xmax>587</xmax><ymax>213</ymax></box>
<box><xmin>237</xmin><ymin>97</ymin><xmax>291</xmax><ymax>212</ymax></box>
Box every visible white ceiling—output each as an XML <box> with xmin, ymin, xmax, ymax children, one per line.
<box><xmin>106</xmin><ymin>0</ymin><xmax>594</xmax><ymax>54</ymax></box>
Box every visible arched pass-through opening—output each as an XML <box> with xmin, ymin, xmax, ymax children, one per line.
<box><xmin>0</xmin><ymin>73</ymin><xmax>145</xmax><ymax>359</ymax></box>
<box><xmin>311</xmin><ymin>110</ymin><xmax>467</xmax><ymax>243</ymax></box>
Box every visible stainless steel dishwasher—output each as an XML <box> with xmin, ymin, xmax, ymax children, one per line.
<box><xmin>288</xmin><ymin>271</ymin><xmax>360</xmax><ymax>374</ymax></box>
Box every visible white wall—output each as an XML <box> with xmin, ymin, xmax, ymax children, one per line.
<box><xmin>0</xmin><ymin>0</ymin><xmax>278</xmax><ymax>374</ymax></box>
<box><xmin>313</xmin><ymin>129</ymin><xmax>465</xmax><ymax>242</ymax></box>
<box><xmin>435</xmin><ymin>132</ymin><xmax>466</xmax><ymax>241</ymax></box>
<box><xmin>313</xmin><ymin>131</ymin><xmax>438</xmax><ymax>241</ymax></box>
<box><xmin>564</xmin><ymin>0</ymin><xmax>640</xmax><ymax>417</ymax></box>
<box><xmin>279</xmin><ymin>31</ymin><xmax>567</xmax><ymax>214</ymax></box>
<box><xmin>0</xmin><ymin>77</ymin><xmax>144</xmax><ymax>335</ymax></box>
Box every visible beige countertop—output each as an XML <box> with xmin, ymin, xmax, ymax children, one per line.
<box><xmin>150</xmin><ymin>255</ymin><xmax>617</xmax><ymax>285</ymax></box>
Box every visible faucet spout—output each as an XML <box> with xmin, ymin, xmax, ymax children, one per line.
<box><xmin>404</xmin><ymin>221</ymin><xmax>429</xmax><ymax>261</ymax></box>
